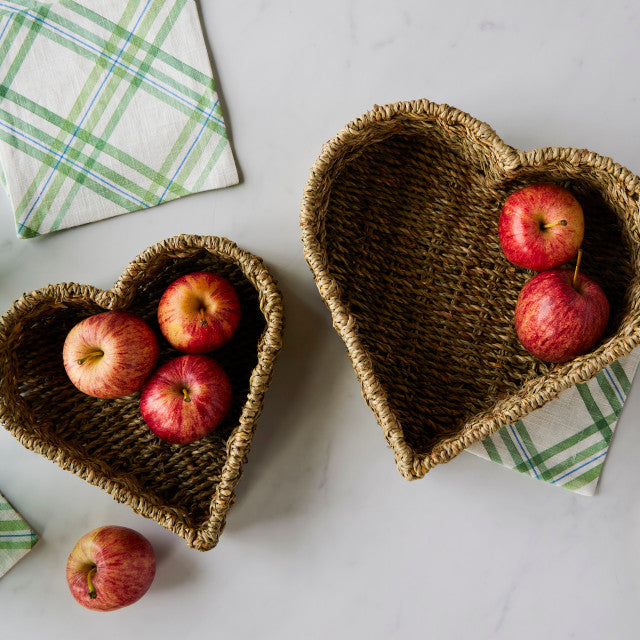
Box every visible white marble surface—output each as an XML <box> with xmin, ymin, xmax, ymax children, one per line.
<box><xmin>2</xmin><ymin>1</ymin><xmax>640</xmax><ymax>637</ymax></box>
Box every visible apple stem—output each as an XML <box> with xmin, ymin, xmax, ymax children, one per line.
<box><xmin>543</xmin><ymin>219</ymin><xmax>568</xmax><ymax>229</ymax></box>
<box><xmin>572</xmin><ymin>248</ymin><xmax>583</xmax><ymax>289</ymax></box>
<box><xmin>199</xmin><ymin>308</ymin><xmax>208</xmax><ymax>327</ymax></box>
<box><xmin>87</xmin><ymin>566</ymin><xmax>98</xmax><ymax>599</ymax></box>
<box><xmin>77</xmin><ymin>349</ymin><xmax>104</xmax><ymax>365</ymax></box>
<box><xmin>182</xmin><ymin>388</ymin><xmax>191</xmax><ymax>403</ymax></box>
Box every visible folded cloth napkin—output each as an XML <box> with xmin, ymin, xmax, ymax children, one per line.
<box><xmin>0</xmin><ymin>490</ymin><xmax>38</xmax><ymax>578</ymax></box>
<box><xmin>467</xmin><ymin>349</ymin><xmax>640</xmax><ymax>496</ymax></box>
<box><xmin>0</xmin><ymin>0</ymin><xmax>238</xmax><ymax>238</ymax></box>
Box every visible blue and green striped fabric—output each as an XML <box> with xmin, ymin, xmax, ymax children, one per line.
<box><xmin>0</xmin><ymin>490</ymin><xmax>38</xmax><ymax>578</ymax></box>
<box><xmin>0</xmin><ymin>0</ymin><xmax>238</xmax><ymax>238</ymax></box>
<box><xmin>467</xmin><ymin>349</ymin><xmax>640</xmax><ymax>495</ymax></box>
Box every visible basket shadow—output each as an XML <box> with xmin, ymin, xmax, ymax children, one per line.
<box><xmin>224</xmin><ymin>274</ymin><xmax>342</xmax><ymax>534</ymax></box>
<box><xmin>149</xmin><ymin>531</ymin><xmax>202</xmax><ymax>591</ymax></box>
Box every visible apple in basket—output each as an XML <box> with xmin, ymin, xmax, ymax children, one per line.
<box><xmin>515</xmin><ymin>252</ymin><xmax>609</xmax><ymax>363</ymax></box>
<box><xmin>499</xmin><ymin>183</ymin><xmax>584</xmax><ymax>271</ymax></box>
<box><xmin>140</xmin><ymin>354</ymin><xmax>232</xmax><ymax>444</ymax></box>
<box><xmin>66</xmin><ymin>526</ymin><xmax>156</xmax><ymax>612</ymax></box>
<box><xmin>157</xmin><ymin>272</ymin><xmax>241</xmax><ymax>353</ymax></box>
<box><xmin>63</xmin><ymin>311</ymin><xmax>159</xmax><ymax>398</ymax></box>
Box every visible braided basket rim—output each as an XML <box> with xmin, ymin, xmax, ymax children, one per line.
<box><xmin>0</xmin><ymin>234</ymin><xmax>284</xmax><ymax>550</ymax></box>
<box><xmin>300</xmin><ymin>98</ymin><xmax>640</xmax><ymax>480</ymax></box>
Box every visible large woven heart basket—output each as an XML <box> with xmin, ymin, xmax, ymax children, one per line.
<box><xmin>301</xmin><ymin>99</ymin><xmax>640</xmax><ymax>480</ymax></box>
<box><xmin>0</xmin><ymin>235</ymin><xmax>283</xmax><ymax>550</ymax></box>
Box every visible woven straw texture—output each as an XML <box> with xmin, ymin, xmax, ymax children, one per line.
<box><xmin>301</xmin><ymin>99</ymin><xmax>640</xmax><ymax>481</ymax></box>
<box><xmin>0</xmin><ymin>235</ymin><xmax>283</xmax><ymax>550</ymax></box>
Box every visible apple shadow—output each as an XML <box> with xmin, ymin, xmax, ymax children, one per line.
<box><xmin>223</xmin><ymin>268</ymin><xmax>347</xmax><ymax>535</ymax></box>
<box><xmin>147</xmin><ymin>532</ymin><xmax>202</xmax><ymax>594</ymax></box>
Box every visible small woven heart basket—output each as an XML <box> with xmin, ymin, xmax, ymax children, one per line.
<box><xmin>301</xmin><ymin>99</ymin><xmax>640</xmax><ymax>480</ymax></box>
<box><xmin>0</xmin><ymin>235</ymin><xmax>283</xmax><ymax>550</ymax></box>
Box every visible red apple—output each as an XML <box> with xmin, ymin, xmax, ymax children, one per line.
<box><xmin>66</xmin><ymin>526</ymin><xmax>156</xmax><ymax>612</ymax></box>
<box><xmin>499</xmin><ymin>183</ymin><xmax>584</xmax><ymax>271</ymax></box>
<box><xmin>63</xmin><ymin>311</ymin><xmax>159</xmax><ymax>398</ymax></box>
<box><xmin>140</xmin><ymin>354</ymin><xmax>232</xmax><ymax>444</ymax></box>
<box><xmin>157</xmin><ymin>272</ymin><xmax>241</xmax><ymax>353</ymax></box>
<box><xmin>515</xmin><ymin>266</ymin><xmax>609</xmax><ymax>363</ymax></box>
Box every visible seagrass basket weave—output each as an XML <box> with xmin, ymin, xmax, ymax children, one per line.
<box><xmin>0</xmin><ymin>235</ymin><xmax>283</xmax><ymax>550</ymax></box>
<box><xmin>301</xmin><ymin>99</ymin><xmax>640</xmax><ymax>481</ymax></box>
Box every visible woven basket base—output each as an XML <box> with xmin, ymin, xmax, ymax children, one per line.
<box><xmin>301</xmin><ymin>100</ymin><xmax>640</xmax><ymax>480</ymax></box>
<box><xmin>0</xmin><ymin>236</ymin><xmax>283</xmax><ymax>550</ymax></box>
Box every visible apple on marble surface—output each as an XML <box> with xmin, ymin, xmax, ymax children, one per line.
<box><xmin>66</xmin><ymin>526</ymin><xmax>156</xmax><ymax>612</ymax></box>
<box><xmin>140</xmin><ymin>354</ymin><xmax>232</xmax><ymax>444</ymax></box>
<box><xmin>514</xmin><ymin>253</ymin><xmax>609</xmax><ymax>363</ymax></box>
<box><xmin>63</xmin><ymin>311</ymin><xmax>159</xmax><ymax>398</ymax></box>
<box><xmin>499</xmin><ymin>183</ymin><xmax>584</xmax><ymax>271</ymax></box>
<box><xmin>157</xmin><ymin>271</ymin><xmax>241</xmax><ymax>353</ymax></box>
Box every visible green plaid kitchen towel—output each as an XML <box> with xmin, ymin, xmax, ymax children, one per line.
<box><xmin>0</xmin><ymin>490</ymin><xmax>38</xmax><ymax>578</ymax></box>
<box><xmin>0</xmin><ymin>0</ymin><xmax>238</xmax><ymax>238</ymax></box>
<box><xmin>467</xmin><ymin>349</ymin><xmax>640</xmax><ymax>496</ymax></box>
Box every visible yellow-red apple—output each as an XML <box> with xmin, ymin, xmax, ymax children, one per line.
<box><xmin>140</xmin><ymin>354</ymin><xmax>232</xmax><ymax>444</ymax></box>
<box><xmin>157</xmin><ymin>272</ymin><xmax>240</xmax><ymax>353</ymax></box>
<box><xmin>66</xmin><ymin>526</ymin><xmax>156</xmax><ymax>612</ymax></box>
<box><xmin>499</xmin><ymin>183</ymin><xmax>584</xmax><ymax>271</ymax></box>
<box><xmin>63</xmin><ymin>311</ymin><xmax>159</xmax><ymax>398</ymax></box>
<box><xmin>515</xmin><ymin>268</ymin><xmax>609</xmax><ymax>363</ymax></box>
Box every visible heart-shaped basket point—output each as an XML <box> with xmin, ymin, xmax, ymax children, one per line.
<box><xmin>0</xmin><ymin>235</ymin><xmax>283</xmax><ymax>550</ymax></box>
<box><xmin>301</xmin><ymin>99</ymin><xmax>640</xmax><ymax>480</ymax></box>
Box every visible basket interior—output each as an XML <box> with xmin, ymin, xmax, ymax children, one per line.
<box><xmin>11</xmin><ymin>250</ymin><xmax>266</xmax><ymax>531</ymax></box>
<box><xmin>322</xmin><ymin>123</ymin><xmax>635</xmax><ymax>455</ymax></box>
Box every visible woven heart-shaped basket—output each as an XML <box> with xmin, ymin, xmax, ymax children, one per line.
<box><xmin>0</xmin><ymin>235</ymin><xmax>283</xmax><ymax>550</ymax></box>
<box><xmin>301</xmin><ymin>99</ymin><xmax>640</xmax><ymax>481</ymax></box>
